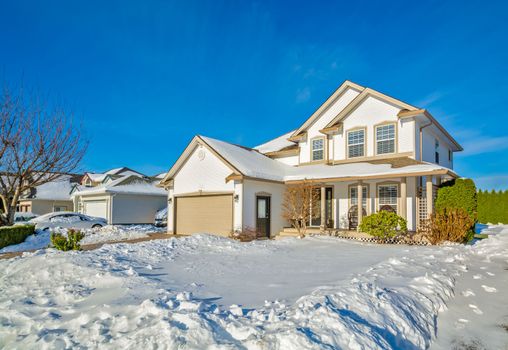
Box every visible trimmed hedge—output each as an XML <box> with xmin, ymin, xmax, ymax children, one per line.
<box><xmin>478</xmin><ymin>189</ymin><xmax>508</xmax><ymax>224</ymax></box>
<box><xmin>0</xmin><ymin>225</ymin><xmax>36</xmax><ymax>249</ymax></box>
<box><xmin>435</xmin><ymin>178</ymin><xmax>477</xmax><ymax>241</ymax></box>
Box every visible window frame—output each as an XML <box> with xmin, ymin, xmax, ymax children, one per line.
<box><xmin>374</xmin><ymin>122</ymin><xmax>397</xmax><ymax>156</ymax></box>
<box><xmin>310</xmin><ymin>136</ymin><xmax>326</xmax><ymax>162</ymax></box>
<box><xmin>376</xmin><ymin>182</ymin><xmax>399</xmax><ymax>214</ymax></box>
<box><xmin>346</xmin><ymin>127</ymin><xmax>366</xmax><ymax>159</ymax></box>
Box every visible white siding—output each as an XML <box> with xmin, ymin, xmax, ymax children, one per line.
<box><xmin>334</xmin><ymin>96</ymin><xmax>410</xmax><ymax>160</ymax></box>
<box><xmin>173</xmin><ymin>145</ymin><xmax>235</xmax><ymax>195</ymax></box>
<box><xmin>420</xmin><ymin>123</ymin><xmax>454</xmax><ymax>169</ymax></box>
<box><xmin>242</xmin><ymin>179</ymin><xmax>287</xmax><ymax>237</ymax></box>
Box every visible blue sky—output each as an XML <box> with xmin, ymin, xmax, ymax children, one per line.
<box><xmin>1</xmin><ymin>0</ymin><xmax>507</xmax><ymax>189</ymax></box>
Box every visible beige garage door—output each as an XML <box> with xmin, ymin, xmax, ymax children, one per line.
<box><xmin>176</xmin><ymin>195</ymin><xmax>233</xmax><ymax>236</ymax></box>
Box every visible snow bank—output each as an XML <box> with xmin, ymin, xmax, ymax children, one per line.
<box><xmin>0</xmin><ymin>227</ymin><xmax>506</xmax><ymax>349</ymax></box>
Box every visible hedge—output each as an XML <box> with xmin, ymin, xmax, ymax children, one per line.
<box><xmin>0</xmin><ymin>225</ymin><xmax>36</xmax><ymax>249</ymax></box>
<box><xmin>478</xmin><ymin>189</ymin><xmax>508</xmax><ymax>224</ymax></box>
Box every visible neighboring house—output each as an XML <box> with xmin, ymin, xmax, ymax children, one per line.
<box><xmin>17</xmin><ymin>174</ymin><xmax>83</xmax><ymax>215</ymax></box>
<box><xmin>160</xmin><ymin>80</ymin><xmax>462</xmax><ymax>237</ymax></box>
<box><xmin>71</xmin><ymin>170</ymin><xmax>167</xmax><ymax>225</ymax></box>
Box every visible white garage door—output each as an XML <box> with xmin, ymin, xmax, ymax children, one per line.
<box><xmin>84</xmin><ymin>200</ymin><xmax>107</xmax><ymax>220</ymax></box>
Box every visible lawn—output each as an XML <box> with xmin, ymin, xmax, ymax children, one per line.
<box><xmin>0</xmin><ymin>226</ymin><xmax>506</xmax><ymax>349</ymax></box>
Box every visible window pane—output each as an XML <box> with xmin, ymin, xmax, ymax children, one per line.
<box><xmin>312</xmin><ymin>149</ymin><xmax>323</xmax><ymax>161</ymax></box>
<box><xmin>312</xmin><ymin>138</ymin><xmax>324</xmax><ymax>150</ymax></box>
<box><xmin>312</xmin><ymin>138</ymin><xmax>324</xmax><ymax>161</ymax></box>
<box><xmin>378</xmin><ymin>185</ymin><xmax>398</xmax><ymax>211</ymax></box>
<box><xmin>348</xmin><ymin>130</ymin><xmax>364</xmax><ymax>158</ymax></box>
<box><xmin>257</xmin><ymin>199</ymin><xmax>266</xmax><ymax>219</ymax></box>
<box><xmin>350</xmin><ymin>186</ymin><xmax>367</xmax><ymax>208</ymax></box>
<box><xmin>376</xmin><ymin>125</ymin><xmax>395</xmax><ymax>154</ymax></box>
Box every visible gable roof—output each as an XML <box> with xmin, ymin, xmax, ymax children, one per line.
<box><xmin>290</xmin><ymin>80</ymin><xmax>364</xmax><ymax>138</ymax></box>
<box><xmin>72</xmin><ymin>174</ymin><xmax>166</xmax><ymax>197</ymax></box>
<box><xmin>323</xmin><ymin>87</ymin><xmax>419</xmax><ymax>129</ymax></box>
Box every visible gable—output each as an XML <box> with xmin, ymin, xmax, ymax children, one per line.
<box><xmin>291</xmin><ymin>80</ymin><xmax>364</xmax><ymax>137</ymax></box>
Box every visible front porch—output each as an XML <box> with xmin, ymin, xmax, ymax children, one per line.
<box><xmin>280</xmin><ymin>174</ymin><xmax>445</xmax><ymax>235</ymax></box>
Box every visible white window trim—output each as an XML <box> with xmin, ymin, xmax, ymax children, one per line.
<box><xmin>376</xmin><ymin>183</ymin><xmax>399</xmax><ymax>214</ymax></box>
<box><xmin>375</xmin><ymin>123</ymin><xmax>396</xmax><ymax>155</ymax></box>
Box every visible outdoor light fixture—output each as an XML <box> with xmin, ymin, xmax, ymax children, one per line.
<box><xmin>234</xmin><ymin>194</ymin><xmax>239</xmax><ymax>202</ymax></box>
<box><xmin>168</xmin><ymin>198</ymin><xmax>172</xmax><ymax>205</ymax></box>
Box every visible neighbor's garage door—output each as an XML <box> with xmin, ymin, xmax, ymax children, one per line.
<box><xmin>175</xmin><ymin>195</ymin><xmax>233</xmax><ymax>236</ymax></box>
<box><xmin>83</xmin><ymin>200</ymin><xmax>107</xmax><ymax>220</ymax></box>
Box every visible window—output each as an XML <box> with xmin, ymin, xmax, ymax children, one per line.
<box><xmin>448</xmin><ymin>149</ymin><xmax>452</xmax><ymax>162</ymax></box>
<box><xmin>435</xmin><ymin>139</ymin><xmax>440</xmax><ymax>164</ymax></box>
<box><xmin>54</xmin><ymin>206</ymin><xmax>67</xmax><ymax>212</ymax></box>
<box><xmin>311</xmin><ymin>138</ymin><xmax>324</xmax><ymax>161</ymax></box>
<box><xmin>347</xmin><ymin>129</ymin><xmax>365</xmax><ymax>158</ymax></box>
<box><xmin>376</xmin><ymin>124</ymin><xmax>395</xmax><ymax>154</ymax></box>
<box><xmin>378</xmin><ymin>184</ymin><xmax>398</xmax><ymax>213</ymax></box>
<box><xmin>350</xmin><ymin>185</ymin><xmax>368</xmax><ymax>210</ymax></box>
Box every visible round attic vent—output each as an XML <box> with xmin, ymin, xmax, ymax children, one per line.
<box><xmin>197</xmin><ymin>148</ymin><xmax>206</xmax><ymax>161</ymax></box>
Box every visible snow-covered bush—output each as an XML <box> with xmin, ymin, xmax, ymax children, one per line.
<box><xmin>0</xmin><ymin>224</ymin><xmax>35</xmax><ymax>249</ymax></box>
<box><xmin>50</xmin><ymin>229</ymin><xmax>85</xmax><ymax>251</ymax></box>
<box><xmin>359</xmin><ymin>211</ymin><xmax>407</xmax><ymax>239</ymax></box>
<box><xmin>230</xmin><ymin>227</ymin><xmax>260</xmax><ymax>242</ymax></box>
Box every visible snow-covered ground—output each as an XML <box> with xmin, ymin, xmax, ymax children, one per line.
<box><xmin>0</xmin><ymin>226</ymin><xmax>506</xmax><ymax>349</ymax></box>
<box><xmin>0</xmin><ymin>224</ymin><xmax>163</xmax><ymax>254</ymax></box>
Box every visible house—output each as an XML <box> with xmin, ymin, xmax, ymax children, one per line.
<box><xmin>160</xmin><ymin>80</ymin><xmax>462</xmax><ymax>237</ymax></box>
<box><xmin>17</xmin><ymin>174</ymin><xmax>83</xmax><ymax>215</ymax></box>
<box><xmin>71</xmin><ymin>169</ymin><xmax>167</xmax><ymax>224</ymax></box>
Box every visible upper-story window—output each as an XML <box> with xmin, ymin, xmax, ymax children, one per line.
<box><xmin>375</xmin><ymin>124</ymin><xmax>395</xmax><ymax>155</ymax></box>
<box><xmin>347</xmin><ymin>129</ymin><xmax>365</xmax><ymax>158</ymax></box>
<box><xmin>435</xmin><ymin>139</ymin><xmax>440</xmax><ymax>164</ymax></box>
<box><xmin>448</xmin><ymin>149</ymin><xmax>452</xmax><ymax>163</ymax></box>
<box><xmin>311</xmin><ymin>138</ymin><xmax>324</xmax><ymax>161</ymax></box>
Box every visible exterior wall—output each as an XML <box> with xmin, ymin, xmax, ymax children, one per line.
<box><xmin>419</xmin><ymin>122</ymin><xmax>454</xmax><ymax>169</ymax></box>
<box><xmin>172</xmin><ymin>144</ymin><xmax>235</xmax><ymax>195</ymax></box>
<box><xmin>242</xmin><ymin>179</ymin><xmax>287</xmax><ymax>237</ymax></box>
<box><xmin>333</xmin><ymin>177</ymin><xmax>417</xmax><ymax>231</ymax></box>
<box><xmin>299</xmin><ymin>88</ymin><xmax>361</xmax><ymax>164</ymax></box>
<box><xmin>111</xmin><ymin>194</ymin><xmax>166</xmax><ymax>225</ymax></box>
<box><xmin>168</xmin><ymin>144</ymin><xmax>235</xmax><ymax>233</ymax></box>
<box><xmin>332</xmin><ymin>96</ymin><xmax>414</xmax><ymax>162</ymax></box>
<box><xmin>18</xmin><ymin>199</ymin><xmax>73</xmax><ymax>215</ymax></box>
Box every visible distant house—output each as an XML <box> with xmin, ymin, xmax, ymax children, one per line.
<box><xmin>17</xmin><ymin>174</ymin><xmax>83</xmax><ymax>215</ymax></box>
<box><xmin>72</xmin><ymin>168</ymin><xmax>167</xmax><ymax>224</ymax></box>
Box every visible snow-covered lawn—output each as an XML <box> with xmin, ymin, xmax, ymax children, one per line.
<box><xmin>0</xmin><ymin>226</ymin><xmax>506</xmax><ymax>349</ymax></box>
<box><xmin>0</xmin><ymin>224</ymin><xmax>164</xmax><ymax>254</ymax></box>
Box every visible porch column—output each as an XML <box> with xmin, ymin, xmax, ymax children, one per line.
<box><xmin>426</xmin><ymin>175</ymin><xmax>434</xmax><ymax>217</ymax></box>
<box><xmin>400</xmin><ymin>177</ymin><xmax>407</xmax><ymax>219</ymax></box>
<box><xmin>320</xmin><ymin>186</ymin><xmax>326</xmax><ymax>230</ymax></box>
<box><xmin>357</xmin><ymin>181</ymin><xmax>363</xmax><ymax>230</ymax></box>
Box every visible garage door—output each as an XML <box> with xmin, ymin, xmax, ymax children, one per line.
<box><xmin>176</xmin><ymin>195</ymin><xmax>233</xmax><ymax>236</ymax></box>
<box><xmin>84</xmin><ymin>200</ymin><xmax>107</xmax><ymax>220</ymax></box>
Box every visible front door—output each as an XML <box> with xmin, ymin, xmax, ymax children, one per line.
<box><xmin>256</xmin><ymin>196</ymin><xmax>271</xmax><ymax>238</ymax></box>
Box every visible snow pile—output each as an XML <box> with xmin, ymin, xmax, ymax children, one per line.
<box><xmin>0</xmin><ymin>225</ymin><xmax>163</xmax><ymax>253</ymax></box>
<box><xmin>0</xmin><ymin>227</ymin><xmax>506</xmax><ymax>349</ymax></box>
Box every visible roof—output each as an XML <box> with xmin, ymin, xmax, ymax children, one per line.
<box><xmin>21</xmin><ymin>174</ymin><xmax>82</xmax><ymax>201</ymax></box>
<box><xmin>162</xmin><ymin>135</ymin><xmax>456</xmax><ymax>185</ymax></box>
<box><xmin>254</xmin><ymin>130</ymin><xmax>296</xmax><ymax>154</ymax></box>
<box><xmin>73</xmin><ymin>175</ymin><xmax>167</xmax><ymax>197</ymax></box>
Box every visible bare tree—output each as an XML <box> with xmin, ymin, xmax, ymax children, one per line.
<box><xmin>281</xmin><ymin>180</ymin><xmax>321</xmax><ymax>238</ymax></box>
<box><xmin>0</xmin><ymin>84</ymin><xmax>87</xmax><ymax>226</ymax></box>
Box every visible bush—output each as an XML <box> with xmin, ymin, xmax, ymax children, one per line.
<box><xmin>478</xmin><ymin>189</ymin><xmax>508</xmax><ymax>224</ymax></box>
<box><xmin>423</xmin><ymin>208</ymin><xmax>474</xmax><ymax>244</ymax></box>
<box><xmin>359</xmin><ymin>211</ymin><xmax>407</xmax><ymax>239</ymax></box>
<box><xmin>0</xmin><ymin>225</ymin><xmax>35</xmax><ymax>249</ymax></box>
<box><xmin>50</xmin><ymin>229</ymin><xmax>85</xmax><ymax>251</ymax></box>
<box><xmin>230</xmin><ymin>227</ymin><xmax>263</xmax><ymax>242</ymax></box>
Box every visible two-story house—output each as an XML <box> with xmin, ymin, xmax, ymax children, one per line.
<box><xmin>160</xmin><ymin>80</ymin><xmax>462</xmax><ymax>237</ymax></box>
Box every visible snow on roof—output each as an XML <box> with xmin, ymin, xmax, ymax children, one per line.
<box><xmin>202</xmin><ymin>136</ymin><xmax>454</xmax><ymax>183</ymax></box>
<box><xmin>32</xmin><ymin>177</ymin><xmax>74</xmax><ymax>200</ymax></box>
<box><xmin>253</xmin><ymin>130</ymin><xmax>297</xmax><ymax>154</ymax></box>
<box><xmin>73</xmin><ymin>175</ymin><xmax>167</xmax><ymax>197</ymax></box>
<box><xmin>155</xmin><ymin>172</ymin><xmax>167</xmax><ymax>179</ymax></box>
<box><xmin>86</xmin><ymin>173</ymin><xmax>108</xmax><ymax>182</ymax></box>
<box><xmin>201</xmin><ymin>136</ymin><xmax>290</xmax><ymax>182</ymax></box>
